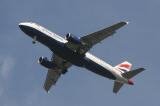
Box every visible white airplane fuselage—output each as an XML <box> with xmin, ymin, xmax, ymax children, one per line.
<box><xmin>19</xmin><ymin>22</ymin><xmax>132</xmax><ymax>85</ymax></box>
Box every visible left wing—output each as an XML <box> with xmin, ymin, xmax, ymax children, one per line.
<box><xmin>80</xmin><ymin>22</ymin><xmax>128</xmax><ymax>50</ymax></box>
<box><xmin>44</xmin><ymin>54</ymin><xmax>72</xmax><ymax>92</ymax></box>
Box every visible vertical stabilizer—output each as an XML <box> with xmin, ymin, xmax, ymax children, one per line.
<box><xmin>115</xmin><ymin>61</ymin><xmax>132</xmax><ymax>73</ymax></box>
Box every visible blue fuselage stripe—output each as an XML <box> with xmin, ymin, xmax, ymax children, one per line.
<box><xmin>118</xmin><ymin>68</ymin><xmax>128</xmax><ymax>72</ymax></box>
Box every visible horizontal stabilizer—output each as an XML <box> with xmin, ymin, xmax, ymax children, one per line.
<box><xmin>113</xmin><ymin>81</ymin><xmax>124</xmax><ymax>93</ymax></box>
<box><xmin>122</xmin><ymin>68</ymin><xmax>145</xmax><ymax>79</ymax></box>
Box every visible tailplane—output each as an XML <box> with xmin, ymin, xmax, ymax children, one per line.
<box><xmin>113</xmin><ymin>67</ymin><xmax>145</xmax><ymax>93</ymax></box>
<box><xmin>113</xmin><ymin>81</ymin><xmax>124</xmax><ymax>93</ymax></box>
<box><xmin>122</xmin><ymin>68</ymin><xmax>145</xmax><ymax>79</ymax></box>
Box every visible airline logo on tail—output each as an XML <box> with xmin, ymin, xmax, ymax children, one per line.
<box><xmin>115</xmin><ymin>61</ymin><xmax>132</xmax><ymax>73</ymax></box>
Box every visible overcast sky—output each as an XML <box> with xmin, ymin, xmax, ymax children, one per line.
<box><xmin>0</xmin><ymin>0</ymin><xmax>160</xmax><ymax>106</ymax></box>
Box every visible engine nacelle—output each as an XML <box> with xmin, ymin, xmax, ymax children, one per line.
<box><xmin>38</xmin><ymin>56</ymin><xmax>56</xmax><ymax>69</ymax></box>
<box><xmin>65</xmin><ymin>33</ymin><xmax>83</xmax><ymax>45</ymax></box>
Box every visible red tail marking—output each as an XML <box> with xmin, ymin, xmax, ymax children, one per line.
<box><xmin>119</xmin><ymin>64</ymin><xmax>131</xmax><ymax>70</ymax></box>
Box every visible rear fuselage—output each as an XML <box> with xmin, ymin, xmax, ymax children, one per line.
<box><xmin>19</xmin><ymin>22</ymin><xmax>129</xmax><ymax>83</ymax></box>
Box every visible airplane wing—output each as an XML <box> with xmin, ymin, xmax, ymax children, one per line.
<box><xmin>80</xmin><ymin>22</ymin><xmax>128</xmax><ymax>50</ymax></box>
<box><xmin>113</xmin><ymin>81</ymin><xmax>124</xmax><ymax>93</ymax></box>
<box><xmin>44</xmin><ymin>54</ymin><xmax>72</xmax><ymax>92</ymax></box>
<box><xmin>44</xmin><ymin>68</ymin><xmax>61</xmax><ymax>92</ymax></box>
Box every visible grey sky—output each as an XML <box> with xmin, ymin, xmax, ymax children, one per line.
<box><xmin>0</xmin><ymin>0</ymin><xmax>160</xmax><ymax>106</ymax></box>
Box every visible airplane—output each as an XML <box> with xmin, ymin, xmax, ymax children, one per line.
<box><xmin>19</xmin><ymin>21</ymin><xmax>145</xmax><ymax>93</ymax></box>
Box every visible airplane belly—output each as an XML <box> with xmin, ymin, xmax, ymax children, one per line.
<box><xmin>51</xmin><ymin>47</ymin><xmax>85</xmax><ymax>67</ymax></box>
<box><xmin>51</xmin><ymin>47</ymin><xmax>116</xmax><ymax>80</ymax></box>
<box><xmin>22</xmin><ymin>27</ymin><xmax>86</xmax><ymax>66</ymax></box>
<box><xmin>19</xmin><ymin>24</ymin><xmax>117</xmax><ymax>80</ymax></box>
<box><xmin>19</xmin><ymin>24</ymin><xmax>94</xmax><ymax>67</ymax></box>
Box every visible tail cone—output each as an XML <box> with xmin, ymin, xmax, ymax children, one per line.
<box><xmin>128</xmin><ymin>79</ymin><xmax>134</xmax><ymax>85</ymax></box>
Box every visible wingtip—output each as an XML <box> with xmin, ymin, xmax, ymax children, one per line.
<box><xmin>113</xmin><ymin>91</ymin><xmax>118</xmax><ymax>94</ymax></box>
<box><xmin>119</xmin><ymin>21</ymin><xmax>129</xmax><ymax>25</ymax></box>
<box><xmin>44</xmin><ymin>86</ymin><xmax>50</xmax><ymax>93</ymax></box>
<box><xmin>126</xmin><ymin>21</ymin><xmax>129</xmax><ymax>24</ymax></box>
<box><xmin>141</xmin><ymin>68</ymin><xmax>146</xmax><ymax>71</ymax></box>
<box><xmin>46</xmin><ymin>90</ymin><xmax>50</xmax><ymax>93</ymax></box>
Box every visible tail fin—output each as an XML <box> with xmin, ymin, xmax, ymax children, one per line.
<box><xmin>115</xmin><ymin>61</ymin><xmax>132</xmax><ymax>73</ymax></box>
<box><xmin>122</xmin><ymin>68</ymin><xmax>145</xmax><ymax>79</ymax></box>
<box><xmin>113</xmin><ymin>68</ymin><xmax>145</xmax><ymax>93</ymax></box>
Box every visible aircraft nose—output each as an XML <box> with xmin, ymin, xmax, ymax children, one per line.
<box><xmin>128</xmin><ymin>79</ymin><xmax>134</xmax><ymax>85</ymax></box>
<box><xmin>19</xmin><ymin>22</ymin><xmax>32</xmax><ymax>29</ymax></box>
<box><xmin>19</xmin><ymin>23</ymin><xmax>26</xmax><ymax>31</ymax></box>
<box><xmin>19</xmin><ymin>23</ymin><xmax>24</xmax><ymax>26</ymax></box>
<box><xmin>18</xmin><ymin>22</ymin><xmax>34</xmax><ymax>37</ymax></box>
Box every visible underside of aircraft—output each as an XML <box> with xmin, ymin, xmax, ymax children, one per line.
<box><xmin>19</xmin><ymin>21</ymin><xmax>145</xmax><ymax>93</ymax></box>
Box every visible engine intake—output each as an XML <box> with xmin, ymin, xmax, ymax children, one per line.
<box><xmin>38</xmin><ymin>56</ymin><xmax>56</xmax><ymax>69</ymax></box>
<box><xmin>66</xmin><ymin>33</ymin><xmax>83</xmax><ymax>45</ymax></box>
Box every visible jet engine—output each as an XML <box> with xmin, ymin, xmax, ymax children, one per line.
<box><xmin>38</xmin><ymin>56</ymin><xmax>56</xmax><ymax>69</ymax></box>
<box><xmin>65</xmin><ymin>33</ymin><xmax>83</xmax><ymax>45</ymax></box>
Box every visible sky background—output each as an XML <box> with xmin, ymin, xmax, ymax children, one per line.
<box><xmin>0</xmin><ymin>0</ymin><xmax>160</xmax><ymax>106</ymax></box>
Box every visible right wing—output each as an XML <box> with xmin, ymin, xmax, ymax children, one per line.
<box><xmin>44</xmin><ymin>54</ymin><xmax>72</xmax><ymax>93</ymax></box>
<box><xmin>113</xmin><ymin>81</ymin><xmax>124</xmax><ymax>93</ymax></box>
<box><xmin>80</xmin><ymin>22</ymin><xmax>128</xmax><ymax>51</ymax></box>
